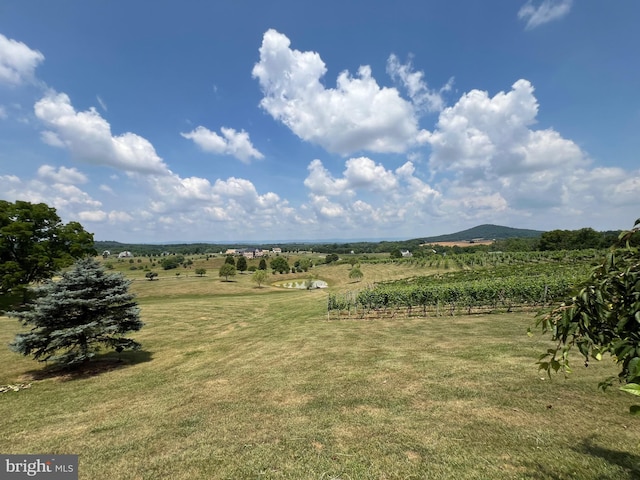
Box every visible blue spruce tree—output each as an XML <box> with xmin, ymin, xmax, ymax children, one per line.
<box><xmin>10</xmin><ymin>257</ymin><xmax>143</xmax><ymax>367</ymax></box>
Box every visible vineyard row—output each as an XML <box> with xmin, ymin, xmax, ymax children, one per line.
<box><xmin>327</xmin><ymin>276</ymin><xmax>577</xmax><ymax>319</ymax></box>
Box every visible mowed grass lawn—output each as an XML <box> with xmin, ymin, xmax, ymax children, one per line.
<box><xmin>1</xmin><ymin>261</ymin><xmax>639</xmax><ymax>479</ymax></box>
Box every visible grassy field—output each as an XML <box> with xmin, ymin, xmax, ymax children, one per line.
<box><xmin>1</xmin><ymin>259</ymin><xmax>639</xmax><ymax>479</ymax></box>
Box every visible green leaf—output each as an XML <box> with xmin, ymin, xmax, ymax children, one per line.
<box><xmin>629</xmin><ymin>357</ymin><xmax>640</xmax><ymax>379</ymax></box>
<box><xmin>629</xmin><ymin>405</ymin><xmax>640</xmax><ymax>416</ymax></box>
<box><xmin>538</xmin><ymin>352</ymin><xmax>551</xmax><ymax>361</ymax></box>
<box><xmin>598</xmin><ymin>376</ymin><xmax>616</xmax><ymax>391</ymax></box>
<box><xmin>619</xmin><ymin>383</ymin><xmax>640</xmax><ymax>397</ymax></box>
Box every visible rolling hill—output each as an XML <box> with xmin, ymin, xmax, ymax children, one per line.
<box><xmin>418</xmin><ymin>224</ymin><xmax>544</xmax><ymax>243</ymax></box>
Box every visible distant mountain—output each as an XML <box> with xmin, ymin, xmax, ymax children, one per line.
<box><xmin>419</xmin><ymin>224</ymin><xmax>544</xmax><ymax>243</ymax></box>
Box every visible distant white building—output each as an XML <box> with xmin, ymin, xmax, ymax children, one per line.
<box><xmin>400</xmin><ymin>250</ymin><xmax>412</xmax><ymax>258</ymax></box>
<box><xmin>118</xmin><ymin>251</ymin><xmax>133</xmax><ymax>258</ymax></box>
<box><xmin>272</xmin><ymin>247</ymin><xmax>282</xmax><ymax>255</ymax></box>
<box><xmin>242</xmin><ymin>248</ymin><xmax>264</xmax><ymax>259</ymax></box>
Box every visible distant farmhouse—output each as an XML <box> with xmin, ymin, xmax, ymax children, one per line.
<box><xmin>225</xmin><ymin>248</ymin><xmax>271</xmax><ymax>259</ymax></box>
<box><xmin>241</xmin><ymin>248</ymin><xmax>266</xmax><ymax>259</ymax></box>
<box><xmin>118</xmin><ymin>251</ymin><xmax>133</xmax><ymax>258</ymax></box>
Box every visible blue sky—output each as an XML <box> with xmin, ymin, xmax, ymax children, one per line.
<box><xmin>1</xmin><ymin>0</ymin><xmax>638</xmax><ymax>243</ymax></box>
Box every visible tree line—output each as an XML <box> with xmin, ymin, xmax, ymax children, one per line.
<box><xmin>94</xmin><ymin>227</ymin><xmax>636</xmax><ymax>258</ymax></box>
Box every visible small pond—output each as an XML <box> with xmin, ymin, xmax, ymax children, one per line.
<box><xmin>276</xmin><ymin>280</ymin><xmax>328</xmax><ymax>289</ymax></box>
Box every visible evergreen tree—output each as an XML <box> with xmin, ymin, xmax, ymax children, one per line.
<box><xmin>258</xmin><ymin>258</ymin><xmax>267</xmax><ymax>270</ymax></box>
<box><xmin>9</xmin><ymin>257</ymin><xmax>143</xmax><ymax>367</ymax></box>
<box><xmin>236</xmin><ymin>255</ymin><xmax>248</xmax><ymax>273</ymax></box>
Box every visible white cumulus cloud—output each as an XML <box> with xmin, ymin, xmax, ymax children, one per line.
<box><xmin>518</xmin><ymin>0</ymin><xmax>573</xmax><ymax>30</ymax></box>
<box><xmin>252</xmin><ymin>29</ymin><xmax>426</xmax><ymax>155</ymax></box>
<box><xmin>343</xmin><ymin>157</ymin><xmax>399</xmax><ymax>192</ymax></box>
<box><xmin>304</xmin><ymin>157</ymin><xmax>399</xmax><ymax>197</ymax></box>
<box><xmin>37</xmin><ymin>165</ymin><xmax>88</xmax><ymax>184</ymax></box>
<box><xmin>181</xmin><ymin>126</ymin><xmax>264</xmax><ymax>163</ymax></box>
<box><xmin>301</xmin><ymin>157</ymin><xmax>442</xmax><ymax>236</ymax></box>
<box><xmin>0</xmin><ymin>174</ymin><xmax>102</xmax><ymax>219</ymax></box>
<box><xmin>304</xmin><ymin>160</ymin><xmax>351</xmax><ymax>197</ymax></box>
<box><xmin>428</xmin><ymin>79</ymin><xmax>587</xmax><ymax>183</ymax></box>
<box><xmin>424</xmin><ymin>78</ymin><xmax>640</xmax><ymax>229</ymax></box>
<box><xmin>34</xmin><ymin>91</ymin><xmax>169</xmax><ymax>174</ymax></box>
<box><xmin>78</xmin><ymin>210</ymin><xmax>107</xmax><ymax>222</ymax></box>
<box><xmin>0</xmin><ymin>33</ymin><xmax>44</xmax><ymax>85</ymax></box>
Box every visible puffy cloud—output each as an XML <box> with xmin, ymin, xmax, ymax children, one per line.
<box><xmin>48</xmin><ymin>184</ymin><xmax>102</xmax><ymax>210</ymax></box>
<box><xmin>304</xmin><ymin>159</ymin><xmax>351</xmax><ymax>196</ymax></box>
<box><xmin>344</xmin><ymin>157</ymin><xmax>398</xmax><ymax>192</ymax></box>
<box><xmin>308</xmin><ymin>194</ymin><xmax>346</xmax><ymax>219</ymax></box>
<box><xmin>37</xmin><ymin>165</ymin><xmax>88</xmax><ymax>184</ymax></box>
<box><xmin>78</xmin><ymin>209</ymin><xmax>134</xmax><ymax>223</ymax></box>
<box><xmin>423</xmin><ymin>78</ymin><xmax>640</xmax><ymax>229</ymax></box>
<box><xmin>108</xmin><ymin>211</ymin><xmax>133</xmax><ymax>222</ymax></box>
<box><xmin>428</xmin><ymin>79</ymin><xmax>587</xmax><ymax>183</ymax></box>
<box><xmin>518</xmin><ymin>0</ymin><xmax>573</xmax><ymax>30</ymax></box>
<box><xmin>34</xmin><ymin>91</ymin><xmax>169</xmax><ymax>174</ymax></box>
<box><xmin>304</xmin><ymin>157</ymin><xmax>398</xmax><ymax>197</ymax></box>
<box><xmin>0</xmin><ymin>33</ymin><xmax>44</xmax><ymax>85</ymax></box>
<box><xmin>143</xmin><ymin>174</ymin><xmax>216</xmax><ymax>212</ymax></box>
<box><xmin>439</xmin><ymin>186</ymin><xmax>509</xmax><ymax>220</ymax></box>
<box><xmin>0</xmin><ymin>174</ymin><xmax>101</xmax><ymax>217</ymax></box>
<box><xmin>181</xmin><ymin>126</ymin><xmax>264</xmax><ymax>163</ymax></box>
<box><xmin>212</xmin><ymin>177</ymin><xmax>281</xmax><ymax>212</ymax></box>
<box><xmin>99</xmin><ymin>184</ymin><xmax>115</xmax><ymax>195</ymax></box>
<box><xmin>254</xmin><ymin>58</ymin><xmax>596</xmax><ymax>230</ymax></box>
<box><xmin>40</xmin><ymin>130</ymin><xmax>65</xmax><ymax>147</ymax></box>
<box><xmin>78</xmin><ymin>210</ymin><xmax>107</xmax><ymax>222</ymax></box>
<box><xmin>386</xmin><ymin>54</ymin><xmax>452</xmax><ymax>113</ymax></box>
<box><xmin>139</xmin><ymin>169</ymin><xmax>289</xmax><ymax>234</ymax></box>
<box><xmin>302</xmin><ymin>157</ymin><xmax>442</xmax><ymax>235</ymax></box>
<box><xmin>252</xmin><ymin>29</ymin><xmax>425</xmax><ymax>154</ymax></box>
<box><xmin>612</xmin><ymin>176</ymin><xmax>640</xmax><ymax>206</ymax></box>
<box><xmin>564</xmin><ymin>167</ymin><xmax>640</xmax><ymax>208</ymax></box>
